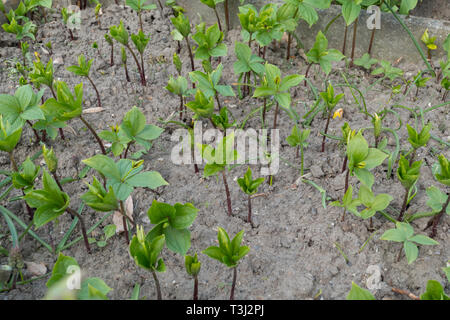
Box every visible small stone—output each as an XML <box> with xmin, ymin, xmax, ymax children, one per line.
<box><xmin>310</xmin><ymin>165</ymin><xmax>324</xmax><ymax>178</ymax></box>
<box><xmin>25</xmin><ymin>262</ymin><xmax>47</xmax><ymax>276</ymax></box>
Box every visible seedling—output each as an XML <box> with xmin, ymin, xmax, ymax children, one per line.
<box><xmin>41</xmin><ymin>81</ymin><xmax>106</xmax><ymax>154</ymax></box>
<box><xmin>412</xmin><ymin>71</ymin><xmax>430</xmax><ymax>97</ymax></box>
<box><xmin>11</xmin><ymin>156</ymin><xmax>40</xmax><ymax>194</ymax></box>
<box><xmin>61</xmin><ymin>8</ymin><xmax>76</xmax><ymax>41</ymax></box>
<box><xmin>189</xmin><ymin>64</ymin><xmax>235</xmax><ymax>111</ymax></box>
<box><xmin>129</xmin><ymin>226</ymin><xmax>165</xmax><ymax>300</ymax></box>
<box><xmin>233</xmin><ymin>41</ymin><xmax>264</xmax><ymax>98</ymax></box>
<box><xmin>420</xmin><ymin>280</ymin><xmax>449</xmax><ymax>300</ymax></box>
<box><xmin>345</xmin><ymin>130</ymin><xmax>388</xmax><ymax>191</ymax></box>
<box><xmin>319</xmin><ymin>82</ymin><xmax>344</xmax><ymax>152</ymax></box>
<box><xmin>109</xmin><ymin>21</ymin><xmax>147</xmax><ymax>86</ymax></box>
<box><xmin>237</xmin><ymin>167</ymin><xmax>264</xmax><ymax>227</ymax></box>
<box><xmin>202</xmin><ymin>228</ymin><xmax>250</xmax><ymax>300</ymax></box>
<box><xmin>238</xmin><ymin>5</ymin><xmax>259</xmax><ymax>92</ymax></box>
<box><xmin>0</xmin><ymin>115</ymin><xmax>23</xmax><ymax>172</ymax></box>
<box><xmin>171</xmin><ymin>13</ymin><xmax>195</xmax><ymax>72</ymax></box>
<box><xmin>421</xmin><ymin>28</ymin><xmax>437</xmax><ymax>61</ymax></box>
<box><xmin>66</xmin><ymin>54</ymin><xmax>102</xmax><ymax>109</ymax></box>
<box><xmin>131</xmin><ymin>30</ymin><xmax>150</xmax><ymax>87</ymax></box>
<box><xmin>94</xmin><ymin>2</ymin><xmax>102</xmax><ymax>29</ymax></box>
<box><xmin>147</xmin><ymin>200</ymin><xmax>198</xmax><ymax>255</ymax></box>
<box><xmin>29</xmin><ymin>57</ymin><xmax>55</xmax><ymax>97</ymax></box>
<box><xmin>186</xmin><ymin>90</ymin><xmax>215</xmax><ymax>123</ymax></box>
<box><xmin>211</xmin><ymin>107</ymin><xmax>236</xmax><ymax>133</ymax></box>
<box><xmin>0</xmin><ymin>84</ymin><xmax>44</xmax><ymax>142</ymax></box>
<box><xmin>405</xmin><ymin>123</ymin><xmax>431</xmax><ymax>163</ymax></box>
<box><xmin>371</xmin><ymin>60</ymin><xmax>404</xmax><ymax>82</ymax></box>
<box><xmin>380</xmin><ymin>221</ymin><xmax>438</xmax><ymax>264</ymax></box>
<box><xmin>125</xmin><ymin>0</ymin><xmax>156</xmax><ymax>32</ymax></box>
<box><xmin>336</xmin><ymin>0</ymin><xmax>364</xmax><ymax>65</ymax></box>
<box><xmin>253</xmin><ymin>63</ymin><xmax>304</xmax><ymax>129</ymax></box>
<box><xmin>354</xmin><ymin>53</ymin><xmax>378</xmax><ymax>71</ymax></box>
<box><xmin>286</xmin><ymin>125</ymin><xmax>310</xmax><ymax>175</ymax></box>
<box><xmin>165</xmin><ymin>75</ymin><xmax>188</xmax><ymax>120</ymax></box>
<box><xmin>82</xmin><ymin>155</ymin><xmax>168</xmax><ymax>243</ymax></box>
<box><xmin>45</xmin><ymin>253</ymin><xmax>112</xmax><ymax>300</ymax></box>
<box><xmin>305</xmin><ymin>31</ymin><xmax>344</xmax><ymax>79</ymax></box>
<box><xmin>192</xmin><ymin>23</ymin><xmax>227</xmax><ymax>63</ymax></box>
<box><xmin>104</xmin><ymin>34</ymin><xmax>114</xmax><ymax>66</ymax></box>
<box><xmin>396</xmin><ymin>155</ymin><xmax>422</xmax><ymax>221</ymax></box>
<box><xmin>185</xmin><ymin>253</ymin><xmax>201</xmax><ymax>300</ymax></box>
<box><xmin>425</xmin><ymin>155</ymin><xmax>450</xmax><ymax>238</ymax></box>
<box><xmin>88</xmin><ymin>225</ymin><xmax>116</xmax><ymax>248</ymax></box>
<box><xmin>99</xmin><ymin>106</ymin><xmax>164</xmax><ymax>158</ymax></box>
<box><xmin>24</xmin><ymin>169</ymin><xmax>91</xmax><ymax>253</ymax></box>
<box><xmin>200</xmin><ymin>0</ymin><xmax>224</xmax><ymax>32</ymax></box>
<box><xmin>197</xmin><ymin>133</ymin><xmax>238</xmax><ymax>216</ymax></box>
<box><xmin>2</xmin><ymin>18</ymin><xmax>36</xmax><ymax>42</ymax></box>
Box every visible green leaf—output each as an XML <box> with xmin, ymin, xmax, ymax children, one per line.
<box><xmin>164</xmin><ymin>225</ymin><xmax>190</xmax><ymax>255</ymax></box>
<box><xmin>354</xmin><ymin>168</ymin><xmax>374</xmax><ymax>188</ymax></box>
<box><xmin>202</xmin><ymin>246</ymin><xmax>224</xmax><ymax>262</ymax></box>
<box><xmin>346</xmin><ymin>282</ymin><xmax>376</xmax><ymax>300</ymax></box>
<box><xmin>420</xmin><ymin>280</ymin><xmax>449</xmax><ymax>300</ymax></box>
<box><xmin>126</xmin><ymin>171</ymin><xmax>168</xmax><ymax>189</ymax></box>
<box><xmin>82</xmin><ymin>155</ymin><xmax>121</xmax><ymax>181</ymax></box>
<box><xmin>380</xmin><ymin>229</ymin><xmax>406</xmax><ymax>243</ymax></box>
<box><xmin>409</xmin><ymin>234</ymin><xmax>439</xmax><ymax>246</ymax></box>
<box><xmin>342</xmin><ymin>0</ymin><xmax>361</xmax><ymax>26</ymax></box>
<box><xmin>46</xmin><ymin>253</ymin><xmax>79</xmax><ymax>288</ymax></box>
<box><xmin>79</xmin><ymin>277</ymin><xmax>112</xmax><ymax>300</ymax></box>
<box><xmin>404</xmin><ymin>240</ymin><xmax>419</xmax><ymax>264</ymax></box>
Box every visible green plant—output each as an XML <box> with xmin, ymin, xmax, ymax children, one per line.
<box><xmin>371</xmin><ymin>60</ymin><xmax>403</xmax><ymax>82</ymax></box>
<box><xmin>286</xmin><ymin>125</ymin><xmax>310</xmax><ymax>175</ymax></box>
<box><xmin>121</xmin><ymin>47</ymin><xmax>130</xmax><ymax>82</ymax></box>
<box><xmin>233</xmin><ymin>41</ymin><xmax>264</xmax><ymax>98</ymax></box>
<box><xmin>126</xmin><ymin>0</ymin><xmax>156</xmax><ymax>31</ymax></box>
<box><xmin>67</xmin><ymin>54</ymin><xmax>102</xmax><ymax>109</ymax></box>
<box><xmin>197</xmin><ymin>133</ymin><xmax>238</xmax><ymax>217</ymax></box>
<box><xmin>421</xmin><ymin>28</ymin><xmax>437</xmax><ymax>61</ymax></box>
<box><xmin>192</xmin><ymin>23</ymin><xmax>227</xmax><ymax>63</ymax></box>
<box><xmin>41</xmin><ymin>81</ymin><xmax>106</xmax><ymax>154</ymax></box>
<box><xmin>425</xmin><ymin>155</ymin><xmax>450</xmax><ymax>238</ymax></box>
<box><xmin>202</xmin><ymin>227</ymin><xmax>250</xmax><ymax>300</ymax></box>
<box><xmin>346</xmin><ymin>281</ymin><xmax>375</xmax><ymax>300</ymax></box>
<box><xmin>237</xmin><ymin>167</ymin><xmax>264</xmax><ymax>227</ymax></box>
<box><xmin>61</xmin><ymin>7</ymin><xmax>77</xmax><ymax>41</ymax></box>
<box><xmin>24</xmin><ymin>169</ymin><xmax>91</xmax><ymax>253</ymax></box>
<box><xmin>305</xmin><ymin>31</ymin><xmax>345</xmax><ymax>79</ymax></box>
<box><xmin>171</xmin><ymin>13</ymin><xmax>195</xmax><ymax>73</ymax></box>
<box><xmin>0</xmin><ymin>115</ymin><xmax>23</xmax><ymax>172</ymax></box>
<box><xmin>165</xmin><ymin>75</ymin><xmax>189</xmax><ymax>120</ymax></box>
<box><xmin>109</xmin><ymin>21</ymin><xmax>147</xmax><ymax>86</ymax></box>
<box><xmin>88</xmin><ymin>225</ymin><xmax>116</xmax><ymax>248</ymax></box>
<box><xmin>319</xmin><ymin>82</ymin><xmax>344</xmax><ymax>152</ymax></box>
<box><xmin>200</xmin><ymin>0</ymin><xmax>224</xmax><ymax>31</ymax></box>
<box><xmin>147</xmin><ymin>200</ymin><xmax>198</xmax><ymax>255</ymax></box>
<box><xmin>211</xmin><ymin>107</ymin><xmax>236</xmax><ymax>133</ymax></box>
<box><xmin>185</xmin><ymin>253</ymin><xmax>201</xmax><ymax>300</ymax></box>
<box><xmin>396</xmin><ymin>155</ymin><xmax>422</xmax><ymax>221</ymax></box>
<box><xmin>381</xmin><ymin>221</ymin><xmax>438</xmax><ymax>264</ymax></box>
<box><xmin>2</xmin><ymin>18</ymin><xmax>36</xmax><ymax>41</ymax></box>
<box><xmin>129</xmin><ymin>226</ymin><xmax>165</xmax><ymax>300</ymax></box>
<box><xmin>420</xmin><ymin>280</ymin><xmax>449</xmax><ymax>300</ymax></box>
<box><xmin>411</xmin><ymin>71</ymin><xmax>430</xmax><ymax>97</ymax></box>
<box><xmin>0</xmin><ymin>84</ymin><xmax>44</xmax><ymax>142</ymax></box>
<box><xmin>45</xmin><ymin>253</ymin><xmax>112</xmax><ymax>300</ymax></box>
<box><xmin>189</xmin><ymin>64</ymin><xmax>235</xmax><ymax>112</ymax></box>
<box><xmin>405</xmin><ymin>123</ymin><xmax>431</xmax><ymax>163</ymax></box>
<box><xmin>354</xmin><ymin>53</ymin><xmax>378</xmax><ymax>70</ymax></box>
<box><xmin>94</xmin><ymin>2</ymin><xmax>102</xmax><ymax>29</ymax></box>
<box><xmin>99</xmin><ymin>106</ymin><xmax>164</xmax><ymax>158</ymax></box>
<box><xmin>186</xmin><ymin>89</ymin><xmax>215</xmax><ymax>122</ymax></box>
<box><xmin>253</xmin><ymin>63</ymin><xmax>304</xmax><ymax>129</ymax></box>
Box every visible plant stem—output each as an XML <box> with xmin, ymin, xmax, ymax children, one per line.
<box><xmin>273</xmin><ymin>102</ymin><xmax>279</xmax><ymax>129</ymax></box>
<box><xmin>120</xmin><ymin>200</ymin><xmax>130</xmax><ymax>244</ymax></box>
<box><xmin>398</xmin><ymin>188</ymin><xmax>409</xmax><ymax>222</ymax></box>
<box><xmin>215</xmin><ymin>93</ymin><xmax>221</xmax><ymax>111</ymax></box>
<box><xmin>151</xmin><ymin>270</ymin><xmax>162</xmax><ymax>300</ymax></box>
<box><xmin>300</xmin><ymin>144</ymin><xmax>304</xmax><ymax>176</ymax></box>
<box><xmin>140</xmin><ymin>51</ymin><xmax>147</xmax><ymax>86</ymax></box>
<box><xmin>304</xmin><ymin>63</ymin><xmax>312</xmax><ymax>87</ymax></box>
<box><xmin>321</xmin><ymin>111</ymin><xmax>331</xmax><ymax>152</ymax></box>
<box><xmin>138</xmin><ymin>11</ymin><xmax>143</xmax><ymax>32</ymax></box>
<box><xmin>342</xmin><ymin>155</ymin><xmax>347</xmax><ymax>174</ymax></box>
<box><xmin>391</xmin><ymin>287</ymin><xmax>420</xmax><ymax>300</ymax></box>
<box><xmin>185</xmin><ymin>37</ymin><xmax>195</xmax><ymax>73</ymax></box>
<box><xmin>426</xmin><ymin>192</ymin><xmax>449</xmax><ymax>238</ymax></box>
<box><xmin>342</xmin><ymin>25</ymin><xmax>348</xmax><ymax>55</ymax></box>
<box><xmin>125</xmin><ymin>44</ymin><xmax>145</xmax><ymax>86</ymax></box>
<box><xmin>193</xmin><ymin>275</ymin><xmax>198</xmax><ymax>300</ymax></box>
<box><xmin>350</xmin><ymin>18</ymin><xmax>358</xmax><ymax>67</ymax></box>
<box><xmin>87</xmin><ymin>75</ymin><xmax>102</xmax><ymax>109</ymax></box>
<box><xmin>368</xmin><ymin>28</ymin><xmax>376</xmax><ymax>55</ymax></box>
<box><xmin>179</xmin><ymin>94</ymin><xmax>184</xmax><ymax>120</ymax></box>
<box><xmin>8</xmin><ymin>151</ymin><xmax>18</xmax><ymax>172</ymax></box>
<box><xmin>286</xmin><ymin>33</ymin><xmax>292</xmax><ymax>61</ymax></box>
<box><xmin>110</xmin><ymin>42</ymin><xmax>114</xmax><ymax>66</ymax></box>
<box><xmin>222</xmin><ymin>170</ymin><xmax>232</xmax><ymax>216</ymax></box>
<box><xmin>26</xmin><ymin>120</ymin><xmax>40</xmax><ymax>142</ymax></box>
<box><xmin>66</xmin><ymin>207</ymin><xmax>91</xmax><ymax>253</ymax></box>
<box><xmin>79</xmin><ymin>115</ymin><xmax>106</xmax><ymax>155</ymax></box>
<box><xmin>214</xmin><ymin>7</ymin><xmax>222</xmax><ymax>32</ymax></box>
<box><xmin>230</xmin><ymin>267</ymin><xmax>237</xmax><ymax>300</ymax></box>
<box><xmin>224</xmin><ymin>0</ymin><xmax>230</xmax><ymax>32</ymax></box>
<box><xmin>262</xmin><ymin>98</ymin><xmax>267</xmax><ymax>124</ymax></box>
<box><xmin>52</xmin><ymin>171</ymin><xmax>64</xmax><ymax>191</ymax></box>
<box><xmin>247</xmin><ymin>194</ymin><xmax>253</xmax><ymax>227</ymax></box>
<box><xmin>124</xmin><ymin>62</ymin><xmax>130</xmax><ymax>82</ymax></box>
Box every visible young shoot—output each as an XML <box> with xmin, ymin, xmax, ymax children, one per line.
<box><xmin>237</xmin><ymin>167</ymin><xmax>264</xmax><ymax>227</ymax></box>
<box><xmin>202</xmin><ymin>228</ymin><xmax>250</xmax><ymax>300</ymax></box>
<box><xmin>185</xmin><ymin>253</ymin><xmax>201</xmax><ymax>300</ymax></box>
<box><xmin>286</xmin><ymin>125</ymin><xmax>310</xmax><ymax>176</ymax></box>
<box><xmin>396</xmin><ymin>155</ymin><xmax>422</xmax><ymax>221</ymax></box>
<box><xmin>319</xmin><ymin>82</ymin><xmax>344</xmax><ymax>152</ymax></box>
